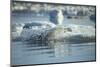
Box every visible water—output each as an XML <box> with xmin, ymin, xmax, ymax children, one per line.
<box><xmin>11</xmin><ymin>11</ymin><xmax>96</xmax><ymax>65</ymax></box>
<box><xmin>11</xmin><ymin>41</ymin><xmax>95</xmax><ymax>65</ymax></box>
<box><xmin>11</xmin><ymin>11</ymin><xmax>95</xmax><ymax>26</ymax></box>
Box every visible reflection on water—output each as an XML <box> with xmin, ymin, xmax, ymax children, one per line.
<box><xmin>11</xmin><ymin>41</ymin><xmax>95</xmax><ymax>65</ymax></box>
<box><xmin>47</xmin><ymin>42</ymin><xmax>71</xmax><ymax>57</ymax></box>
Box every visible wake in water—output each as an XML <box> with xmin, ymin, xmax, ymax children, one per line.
<box><xmin>11</xmin><ymin>21</ymin><xmax>95</xmax><ymax>45</ymax></box>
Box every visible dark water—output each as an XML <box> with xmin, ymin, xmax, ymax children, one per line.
<box><xmin>11</xmin><ymin>41</ymin><xmax>95</xmax><ymax>65</ymax></box>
